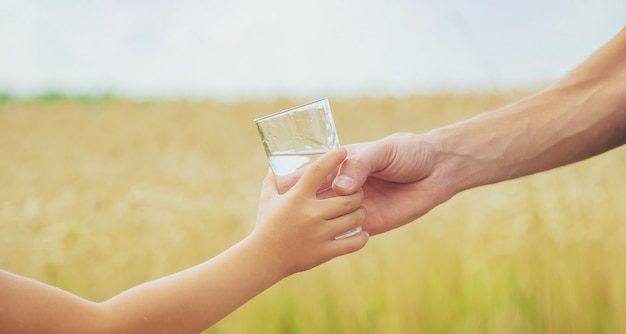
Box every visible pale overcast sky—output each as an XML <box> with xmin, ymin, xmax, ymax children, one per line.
<box><xmin>0</xmin><ymin>0</ymin><xmax>624</xmax><ymax>100</ymax></box>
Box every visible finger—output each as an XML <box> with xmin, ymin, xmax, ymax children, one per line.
<box><xmin>332</xmin><ymin>140</ymin><xmax>390</xmax><ymax>195</ymax></box>
<box><xmin>321</xmin><ymin>188</ymin><xmax>364</xmax><ymax>219</ymax></box>
<box><xmin>259</xmin><ymin>169</ymin><xmax>279</xmax><ymax>201</ymax></box>
<box><xmin>296</xmin><ymin>147</ymin><xmax>347</xmax><ymax>194</ymax></box>
<box><xmin>325</xmin><ymin>206</ymin><xmax>367</xmax><ymax>239</ymax></box>
<box><xmin>315</xmin><ymin>186</ymin><xmax>336</xmax><ymax>200</ymax></box>
<box><xmin>325</xmin><ymin>231</ymin><xmax>370</xmax><ymax>257</ymax></box>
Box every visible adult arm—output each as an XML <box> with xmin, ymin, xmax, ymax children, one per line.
<box><xmin>437</xmin><ymin>25</ymin><xmax>626</xmax><ymax>191</ymax></box>
<box><xmin>333</xmin><ymin>26</ymin><xmax>626</xmax><ymax>235</ymax></box>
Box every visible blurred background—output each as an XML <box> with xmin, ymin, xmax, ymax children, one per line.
<box><xmin>1</xmin><ymin>1</ymin><xmax>626</xmax><ymax>333</ymax></box>
<box><xmin>1</xmin><ymin>0</ymin><xmax>625</xmax><ymax>100</ymax></box>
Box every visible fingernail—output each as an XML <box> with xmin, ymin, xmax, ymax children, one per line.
<box><xmin>333</xmin><ymin>175</ymin><xmax>355</xmax><ymax>190</ymax></box>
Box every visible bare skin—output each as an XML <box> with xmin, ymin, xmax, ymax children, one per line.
<box><xmin>333</xmin><ymin>26</ymin><xmax>626</xmax><ymax>236</ymax></box>
<box><xmin>0</xmin><ymin>148</ymin><xmax>369</xmax><ymax>334</ymax></box>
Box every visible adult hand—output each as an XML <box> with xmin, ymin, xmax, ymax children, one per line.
<box><xmin>332</xmin><ymin>133</ymin><xmax>455</xmax><ymax>236</ymax></box>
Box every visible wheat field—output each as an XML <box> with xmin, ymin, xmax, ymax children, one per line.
<box><xmin>1</xmin><ymin>93</ymin><xmax>625</xmax><ymax>333</ymax></box>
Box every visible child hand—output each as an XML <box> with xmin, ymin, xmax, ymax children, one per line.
<box><xmin>252</xmin><ymin>147</ymin><xmax>369</xmax><ymax>276</ymax></box>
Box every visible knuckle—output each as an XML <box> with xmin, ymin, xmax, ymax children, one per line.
<box><xmin>341</xmin><ymin>237</ymin><xmax>366</xmax><ymax>254</ymax></box>
<box><xmin>343</xmin><ymin>192</ymin><xmax>364</xmax><ymax>209</ymax></box>
<box><xmin>355</xmin><ymin>206</ymin><xmax>367</xmax><ymax>222</ymax></box>
<box><xmin>308</xmin><ymin>163</ymin><xmax>327</xmax><ymax>178</ymax></box>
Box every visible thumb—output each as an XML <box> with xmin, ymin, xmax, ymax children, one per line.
<box><xmin>259</xmin><ymin>169</ymin><xmax>279</xmax><ymax>201</ymax></box>
<box><xmin>332</xmin><ymin>141</ymin><xmax>390</xmax><ymax>195</ymax></box>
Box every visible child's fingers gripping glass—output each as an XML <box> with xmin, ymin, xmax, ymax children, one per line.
<box><xmin>324</xmin><ymin>228</ymin><xmax>369</xmax><ymax>258</ymax></box>
<box><xmin>295</xmin><ymin>148</ymin><xmax>347</xmax><ymax>194</ymax></box>
<box><xmin>324</xmin><ymin>206</ymin><xmax>367</xmax><ymax>240</ymax></box>
<box><xmin>320</xmin><ymin>189</ymin><xmax>364</xmax><ymax>220</ymax></box>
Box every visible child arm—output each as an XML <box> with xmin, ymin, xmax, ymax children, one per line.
<box><xmin>0</xmin><ymin>148</ymin><xmax>368</xmax><ymax>334</ymax></box>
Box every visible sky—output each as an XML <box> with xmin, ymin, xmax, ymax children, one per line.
<box><xmin>0</xmin><ymin>0</ymin><xmax>624</xmax><ymax>100</ymax></box>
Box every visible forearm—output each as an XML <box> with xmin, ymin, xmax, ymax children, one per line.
<box><xmin>101</xmin><ymin>236</ymin><xmax>284</xmax><ymax>333</ymax></box>
<box><xmin>430</xmin><ymin>27</ymin><xmax>626</xmax><ymax>194</ymax></box>
<box><xmin>0</xmin><ymin>270</ymin><xmax>105</xmax><ymax>333</ymax></box>
<box><xmin>0</xmin><ymin>237</ymin><xmax>285</xmax><ymax>334</ymax></box>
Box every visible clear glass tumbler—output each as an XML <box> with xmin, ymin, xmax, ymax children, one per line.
<box><xmin>255</xmin><ymin>98</ymin><xmax>361</xmax><ymax>239</ymax></box>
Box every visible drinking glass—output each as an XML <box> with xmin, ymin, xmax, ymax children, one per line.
<box><xmin>255</xmin><ymin>98</ymin><xmax>361</xmax><ymax>239</ymax></box>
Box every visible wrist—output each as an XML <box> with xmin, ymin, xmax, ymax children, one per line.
<box><xmin>424</xmin><ymin>125</ymin><xmax>483</xmax><ymax>197</ymax></box>
<box><xmin>240</xmin><ymin>232</ymin><xmax>295</xmax><ymax>279</ymax></box>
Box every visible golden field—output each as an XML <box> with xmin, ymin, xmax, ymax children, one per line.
<box><xmin>1</xmin><ymin>93</ymin><xmax>625</xmax><ymax>333</ymax></box>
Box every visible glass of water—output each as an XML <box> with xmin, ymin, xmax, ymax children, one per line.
<box><xmin>255</xmin><ymin>98</ymin><xmax>361</xmax><ymax>239</ymax></box>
